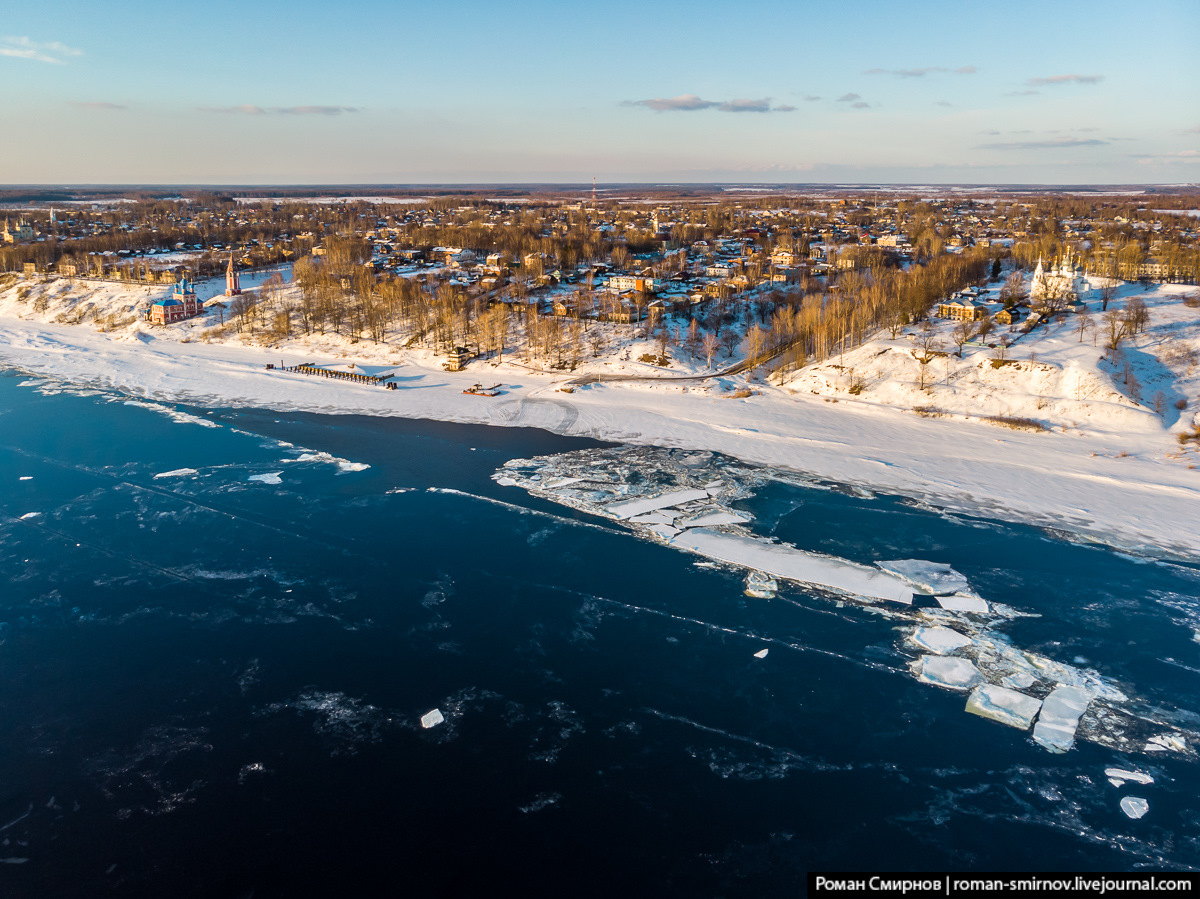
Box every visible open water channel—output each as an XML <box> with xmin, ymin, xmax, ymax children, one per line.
<box><xmin>0</xmin><ymin>367</ymin><xmax>1198</xmax><ymax>896</ymax></box>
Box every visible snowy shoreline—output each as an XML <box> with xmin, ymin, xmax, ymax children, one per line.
<box><xmin>3</xmin><ymin>313</ymin><xmax>1199</xmax><ymax>562</ymax></box>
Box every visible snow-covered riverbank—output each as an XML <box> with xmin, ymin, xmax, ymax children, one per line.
<box><xmin>2</xmin><ymin>306</ymin><xmax>1198</xmax><ymax>560</ymax></box>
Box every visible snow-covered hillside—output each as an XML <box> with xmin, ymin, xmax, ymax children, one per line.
<box><xmin>784</xmin><ymin>279</ymin><xmax>1200</xmax><ymax>445</ymax></box>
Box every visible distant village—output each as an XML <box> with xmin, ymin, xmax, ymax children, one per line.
<box><xmin>1</xmin><ymin>189</ymin><xmax>1198</xmax><ymax>371</ymax></box>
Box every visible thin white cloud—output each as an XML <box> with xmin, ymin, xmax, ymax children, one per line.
<box><xmin>1027</xmin><ymin>73</ymin><xmax>1103</xmax><ymax>86</ymax></box>
<box><xmin>978</xmin><ymin>137</ymin><xmax>1109</xmax><ymax>150</ymax></box>
<box><xmin>718</xmin><ymin>98</ymin><xmax>791</xmax><ymax>113</ymax></box>
<box><xmin>1131</xmin><ymin>150</ymin><xmax>1200</xmax><ymax>159</ymax></box>
<box><xmin>865</xmin><ymin>65</ymin><xmax>976</xmax><ymax>78</ymax></box>
<box><xmin>68</xmin><ymin>101</ymin><xmax>125</xmax><ymax>110</ymax></box>
<box><xmin>0</xmin><ymin>36</ymin><xmax>82</xmax><ymax>64</ymax></box>
<box><xmin>623</xmin><ymin>94</ymin><xmax>718</xmax><ymax>111</ymax></box>
<box><xmin>624</xmin><ymin>94</ymin><xmax>793</xmax><ymax>113</ymax></box>
<box><xmin>199</xmin><ymin>105</ymin><xmax>358</xmax><ymax>115</ymax></box>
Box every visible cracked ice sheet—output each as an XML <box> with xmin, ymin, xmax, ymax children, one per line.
<box><xmin>605</xmin><ymin>489</ymin><xmax>712</xmax><ymax>520</ymax></box>
<box><xmin>966</xmin><ymin>684</ymin><xmax>1042</xmax><ymax>730</ymax></box>
<box><xmin>1032</xmin><ymin>686</ymin><xmax>1092</xmax><ymax>753</ymax></box>
<box><xmin>668</xmin><ymin>528</ymin><xmax>915</xmax><ymax>604</ymax></box>
<box><xmin>677</xmin><ymin>510</ymin><xmax>751</xmax><ymax>528</ymax></box>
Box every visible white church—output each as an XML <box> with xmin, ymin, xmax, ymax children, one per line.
<box><xmin>1029</xmin><ymin>255</ymin><xmax>1083</xmax><ymax>303</ymax></box>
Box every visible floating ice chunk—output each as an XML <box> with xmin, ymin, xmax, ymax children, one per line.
<box><xmin>605</xmin><ymin>489</ymin><xmax>711</xmax><ymax>520</ymax></box>
<box><xmin>669</xmin><ymin>529</ymin><xmax>915</xmax><ymax>604</ymax></box>
<box><xmin>153</xmin><ymin>468</ymin><xmax>197</xmax><ymax>479</ymax></box>
<box><xmin>1002</xmin><ymin>671</ymin><xmax>1038</xmax><ymax>690</ymax></box>
<box><xmin>1119</xmin><ymin>796</ymin><xmax>1149</xmax><ymax>819</ymax></box>
<box><xmin>420</xmin><ymin>709</ymin><xmax>444</xmax><ymax>729</ymax></box>
<box><xmin>1106</xmin><ymin>768</ymin><xmax>1154</xmax><ymax>788</ymax></box>
<box><xmin>753</xmin><ymin>648</ymin><xmax>769</xmax><ymax>659</ymax></box>
<box><xmin>936</xmin><ymin>593</ymin><xmax>990</xmax><ymax>613</ymax></box>
<box><xmin>915</xmin><ymin>655</ymin><xmax>984</xmax><ymax>691</ymax></box>
<box><xmin>876</xmin><ymin>559</ymin><xmax>972</xmax><ymax>595</ymax></box>
<box><xmin>909</xmin><ymin>626</ymin><xmax>972</xmax><ymax>655</ymax></box>
<box><xmin>19</xmin><ymin>512</ymin><xmax>41</xmax><ymax>520</ymax></box>
<box><xmin>1032</xmin><ymin>686</ymin><xmax>1092</xmax><ymax>753</ymax></box>
<box><xmin>544</xmin><ymin>477</ymin><xmax>583</xmax><ymax>489</ymax></box>
<box><xmin>1145</xmin><ymin>733</ymin><xmax>1187</xmax><ymax>753</ymax></box>
<box><xmin>745</xmin><ymin>571</ymin><xmax>778</xmax><ymax>598</ymax></box>
<box><xmin>966</xmin><ymin>684</ymin><xmax>1043</xmax><ymax>730</ymax></box>
<box><xmin>337</xmin><ymin>461</ymin><xmax>370</xmax><ymax>473</ymax></box>
<box><xmin>495</xmin><ymin>476</ymin><xmax>518</xmax><ymax>487</ymax></box>
<box><xmin>248</xmin><ymin>472</ymin><xmax>283</xmax><ymax>485</ymax></box>
<box><xmin>18</xmin><ymin>476</ymin><xmax>32</xmax><ymax>481</ymax></box>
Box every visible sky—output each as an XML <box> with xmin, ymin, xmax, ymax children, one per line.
<box><xmin>1</xmin><ymin>0</ymin><xmax>1198</xmax><ymax>185</ymax></box>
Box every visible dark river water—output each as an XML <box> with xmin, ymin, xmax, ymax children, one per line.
<box><xmin>0</xmin><ymin>367</ymin><xmax>1198</xmax><ymax>897</ymax></box>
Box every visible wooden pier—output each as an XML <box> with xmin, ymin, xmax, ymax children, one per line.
<box><xmin>267</xmin><ymin>363</ymin><xmax>398</xmax><ymax>389</ymax></box>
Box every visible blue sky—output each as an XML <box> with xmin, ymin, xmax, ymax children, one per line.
<box><xmin>2</xmin><ymin>0</ymin><xmax>1197</xmax><ymax>184</ymax></box>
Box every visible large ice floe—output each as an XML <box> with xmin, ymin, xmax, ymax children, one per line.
<box><xmin>495</xmin><ymin>446</ymin><xmax>1198</xmax><ymax>760</ymax></box>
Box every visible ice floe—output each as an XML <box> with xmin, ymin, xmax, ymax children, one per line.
<box><xmin>877</xmin><ymin>559</ymin><xmax>973</xmax><ymax>596</ymax></box>
<box><xmin>1120</xmin><ymin>796</ymin><xmax>1150</xmax><ymax>819</ymax></box>
<box><xmin>745</xmin><ymin>571</ymin><xmax>778</xmax><ymax>599</ymax></box>
<box><xmin>1106</xmin><ymin>767</ymin><xmax>1154</xmax><ymax>788</ymax></box>
<box><xmin>153</xmin><ymin>468</ymin><xmax>198</xmax><ymax>479</ymax></box>
<box><xmin>916</xmin><ymin>656</ymin><xmax>984</xmax><ymax>691</ymax></box>
<box><xmin>19</xmin><ymin>512</ymin><xmax>41</xmax><ymax>520</ymax></box>
<box><xmin>671</xmin><ymin>529</ymin><xmax>915</xmax><ymax>604</ymax></box>
<box><xmin>18</xmin><ymin>476</ymin><xmax>32</xmax><ymax>481</ymax></box>
<box><xmin>965</xmin><ymin>684</ymin><xmax>1042</xmax><ymax>730</ymax></box>
<box><xmin>248</xmin><ymin>472</ymin><xmax>283</xmax><ymax>485</ymax></box>
<box><xmin>753</xmin><ymin>648</ymin><xmax>769</xmax><ymax>659</ymax></box>
<box><xmin>935</xmin><ymin>593</ymin><xmax>990</xmax><ymax>613</ymax></box>
<box><xmin>1145</xmin><ymin>733</ymin><xmax>1188</xmax><ymax>753</ymax></box>
<box><xmin>1032</xmin><ymin>686</ymin><xmax>1092</xmax><ymax>753</ymax></box>
<box><xmin>420</xmin><ymin>708</ymin><xmax>444</xmax><ymax>729</ymax></box>
<box><xmin>909</xmin><ymin>626</ymin><xmax>973</xmax><ymax>655</ymax></box>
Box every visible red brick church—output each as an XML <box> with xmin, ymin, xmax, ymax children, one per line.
<box><xmin>148</xmin><ymin>274</ymin><xmax>203</xmax><ymax>325</ymax></box>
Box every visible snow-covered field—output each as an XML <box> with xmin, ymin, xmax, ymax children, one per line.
<box><xmin>1</xmin><ymin>271</ymin><xmax>1198</xmax><ymax>559</ymax></box>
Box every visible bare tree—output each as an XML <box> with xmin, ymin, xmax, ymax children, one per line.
<box><xmin>1076</xmin><ymin>308</ymin><xmax>1092</xmax><ymax>343</ymax></box>
<box><xmin>1000</xmin><ymin>270</ymin><xmax>1028</xmax><ymax>308</ymax></box>
<box><xmin>1098</xmin><ymin>279</ymin><xmax>1119</xmax><ymax>312</ymax></box>
<box><xmin>976</xmin><ymin>314</ymin><xmax>994</xmax><ymax>345</ymax></box>
<box><xmin>702</xmin><ymin>331</ymin><xmax>719</xmax><ymax>369</ymax></box>
<box><xmin>1102</xmin><ymin>308</ymin><xmax>1126</xmax><ymax>358</ymax></box>
<box><xmin>951</xmin><ymin>320</ymin><xmax>975</xmax><ymax>356</ymax></box>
